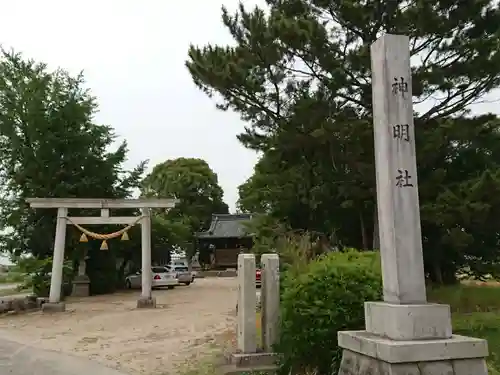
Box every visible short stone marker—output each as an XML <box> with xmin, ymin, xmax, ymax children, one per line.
<box><xmin>237</xmin><ymin>253</ymin><xmax>257</xmax><ymax>353</ymax></box>
<box><xmin>260</xmin><ymin>253</ymin><xmax>280</xmax><ymax>352</ymax></box>
<box><xmin>72</xmin><ymin>249</ymin><xmax>90</xmax><ymax>297</ymax></box>
<box><xmin>225</xmin><ymin>253</ymin><xmax>279</xmax><ymax>375</ymax></box>
<box><xmin>336</xmin><ymin>33</ymin><xmax>489</xmax><ymax>375</ymax></box>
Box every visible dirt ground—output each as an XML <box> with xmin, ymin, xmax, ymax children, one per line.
<box><xmin>0</xmin><ymin>277</ymin><xmax>239</xmax><ymax>375</ymax></box>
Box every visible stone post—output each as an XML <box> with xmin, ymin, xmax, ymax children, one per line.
<box><xmin>137</xmin><ymin>208</ymin><xmax>155</xmax><ymax>308</ymax></box>
<box><xmin>336</xmin><ymin>34</ymin><xmax>489</xmax><ymax>374</ymax></box>
<box><xmin>72</xmin><ymin>249</ymin><xmax>90</xmax><ymax>297</ymax></box>
<box><xmin>372</xmin><ymin>32</ymin><xmax>426</xmax><ymax>304</ymax></box>
<box><xmin>237</xmin><ymin>253</ymin><xmax>257</xmax><ymax>353</ymax></box>
<box><xmin>77</xmin><ymin>258</ymin><xmax>86</xmax><ymax>276</ymax></box>
<box><xmin>260</xmin><ymin>253</ymin><xmax>279</xmax><ymax>352</ymax></box>
<box><xmin>43</xmin><ymin>207</ymin><xmax>68</xmax><ymax>312</ymax></box>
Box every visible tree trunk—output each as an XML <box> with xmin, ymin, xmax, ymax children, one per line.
<box><xmin>117</xmin><ymin>256</ymin><xmax>130</xmax><ymax>287</ymax></box>
<box><xmin>430</xmin><ymin>261</ymin><xmax>443</xmax><ymax>285</ymax></box>
<box><xmin>428</xmin><ymin>259</ymin><xmax>457</xmax><ymax>286</ymax></box>
<box><xmin>442</xmin><ymin>265</ymin><xmax>458</xmax><ymax>285</ymax></box>
<box><xmin>372</xmin><ymin>208</ymin><xmax>380</xmax><ymax>250</ymax></box>
<box><xmin>360</xmin><ymin>211</ymin><xmax>368</xmax><ymax>250</ymax></box>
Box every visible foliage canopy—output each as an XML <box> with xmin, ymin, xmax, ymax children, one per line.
<box><xmin>0</xmin><ymin>50</ymin><xmax>145</xmax><ymax>260</ymax></box>
<box><xmin>187</xmin><ymin>0</ymin><xmax>500</xmax><ymax>282</ymax></box>
<box><xmin>142</xmin><ymin>157</ymin><xmax>229</xmax><ymax>257</ymax></box>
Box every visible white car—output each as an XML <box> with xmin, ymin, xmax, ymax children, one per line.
<box><xmin>165</xmin><ymin>265</ymin><xmax>194</xmax><ymax>285</ymax></box>
<box><xmin>125</xmin><ymin>267</ymin><xmax>178</xmax><ymax>289</ymax></box>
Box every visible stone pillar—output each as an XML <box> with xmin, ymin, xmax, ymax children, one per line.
<box><xmin>137</xmin><ymin>208</ymin><xmax>155</xmax><ymax>308</ymax></box>
<box><xmin>43</xmin><ymin>207</ymin><xmax>67</xmax><ymax>313</ymax></box>
<box><xmin>260</xmin><ymin>253</ymin><xmax>279</xmax><ymax>352</ymax></box>
<box><xmin>337</xmin><ymin>34</ymin><xmax>489</xmax><ymax>374</ymax></box>
<box><xmin>72</xmin><ymin>250</ymin><xmax>90</xmax><ymax>297</ymax></box>
<box><xmin>237</xmin><ymin>253</ymin><xmax>257</xmax><ymax>353</ymax></box>
<box><xmin>77</xmin><ymin>257</ymin><xmax>86</xmax><ymax>276</ymax></box>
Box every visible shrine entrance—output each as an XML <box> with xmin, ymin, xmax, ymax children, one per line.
<box><xmin>26</xmin><ymin>198</ymin><xmax>178</xmax><ymax>312</ymax></box>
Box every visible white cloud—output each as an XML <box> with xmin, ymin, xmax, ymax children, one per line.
<box><xmin>1</xmin><ymin>0</ymin><xmax>498</xmax><ymax>213</ymax></box>
<box><xmin>0</xmin><ymin>0</ymin><xmax>264</xmax><ymax>211</ymax></box>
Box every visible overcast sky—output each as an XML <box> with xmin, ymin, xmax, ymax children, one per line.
<box><xmin>0</xmin><ymin>0</ymin><xmax>265</xmax><ymax>212</ymax></box>
<box><xmin>1</xmin><ymin>1</ymin><xmax>499</xmax><ymax>215</ymax></box>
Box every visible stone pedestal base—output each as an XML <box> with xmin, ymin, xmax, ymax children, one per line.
<box><xmin>41</xmin><ymin>302</ymin><xmax>66</xmax><ymax>313</ymax></box>
<box><xmin>364</xmin><ymin>301</ymin><xmax>452</xmax><ymax>340</ymax></box>
<box><xmin>220</xmin><ymin>352</ymin><xmax>278</xmax><ymax>375</ymax></box>
<box><xmin>338</xmin><ymin>331</ymin><xmax>488</xmax><ymax>375</ymax></box>
<box><xmin>338</xmin><ymin>302</ymin><xmax>489</xmax><ymax>375</ymax></box>
<box><xmin>136</xmin><ymin>296</ymin><xmax>156</xmax><ymax>308</ymax></box>
<box><xmin>338</xmin><ymin>348</ymin><xmax>487</xmax><ymax>375</ymax></box>
<box><xmin>71</xmin><ymin>275</ymin><xmax>90</xmax><ymax>297</ymax></box>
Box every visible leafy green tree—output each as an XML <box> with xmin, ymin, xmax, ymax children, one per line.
<box><xmin>142</xmin><ymin>158</ymin><xmax>229</xmax><ymax>257</ymax></box>
<box><xmin>0</xmin><ymin>49</ymin><xmax>146</xmax><ymax>264</ymax></box>
<box><xmin>187</xmin><ymin>0</ymin><xmax>500</xmax><ymax>282</ymax></box>
<box><xmin>239</xmin><ymin>115</ymin><xmax>500</xmax><ymax>282</ymax></box>
<box><xmin>188</xmin><ymin>0</ymin><xmax>500</xmax><ymax>132</ymax></box>
<box><xmin>111</xmin><ymin>216</ymin><xmax>191</xmax><ymax>281</ymax></box>
<box><xmin>150</xmin><ymin>215</ymin><xmax>191</xmax><ymax>261</ymax></box>
<box><xmin>416</xmin><ymin>116</ymin><xmax>500</xmax><ymax>283</ymax></box>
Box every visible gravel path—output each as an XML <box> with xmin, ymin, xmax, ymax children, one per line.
<box><xmin>0</xmin><ymin>336</ymin><xmax>128</xmax><ymax>375</ymax></box>
<box><xmin>0</xmin><ymin>278</ymin><xmax>238</xmax><ymax>375</ymax></box>
<box><xmin>0</xmin><ymin>283</ymin><xmax>21</xmax><ymax>291</ymax></box>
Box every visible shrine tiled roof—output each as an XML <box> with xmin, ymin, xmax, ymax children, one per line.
<box><xmin>195</xmin><ymin>214</ymin><xmax>253</xmax><ymax>239</ymax></box>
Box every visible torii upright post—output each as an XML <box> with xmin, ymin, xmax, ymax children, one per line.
<box><xmin>51</xmin><ymin>207</ymin><xmax>68</xmax><ymax>305</ymax></box>
<box><xmin>139</xmin><ymin>207</ymin><xmax>153</xmax><ymax>305</ymax></box>
<box><xmin>26</xmin><ymin>198</ymin><xmax>178</xmax><ymax>312</ymax></box>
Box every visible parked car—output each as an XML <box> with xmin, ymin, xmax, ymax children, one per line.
<box><xmin>256</xmin><ymin>268</ymin><xmax>262</xmax><ymax>287</ymax></box>
<box><xmin>254</xmin><ymin>268</ymin><xmax>280</xmax><ymax>288</ymax></box>
<box><xmin>125</xmin><ymin>267</ymin><xmax>178</xmax><ymax>289</ymax></box>
<box><xmin>168</xmin><ymin>259</ymin><xmax>198</xmax><ymax>281</ymax></box>
<box><xmin>165</xmin><ymin>265</ymin><xmax>193</xmax><ymax>286</ymax></box>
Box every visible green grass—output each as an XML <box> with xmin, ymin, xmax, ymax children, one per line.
<box><xmin>0</xmin><ymin>287</ymin><xmax>31</xmax><ymax>297</ymax></box>
<box><xmin>428</xmin><ymin>284</ymin><xmax>500</xmax><ymax>373</ymax></box>
<box><xmin>175</xmin><ymin>358</ymin><xmax>219</xmax><ymax>375</ymax></box>
<box><xmin>0</xmin><ymin>272</ymin><xmax>25</xmax><ymax>284</ymax></box>
<box><xmin>256</xmin><ymin>311</ymin><xmax>262</xmax><ymax>346</ymax></box>
<box><xmin>452</xmin><ymin>312</ymin><xmax>500</xmax><ymax>375</ymax></box>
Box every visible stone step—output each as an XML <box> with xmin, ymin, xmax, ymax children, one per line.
<box><xmin>229</xmin><ymin>352</ymin><xmax>278</xmax><ymax>368</ymax></box>
<box><xmin>218</xmin><ymin>363</ymin><xmax>278</xmax><ymax>375</ymax></box>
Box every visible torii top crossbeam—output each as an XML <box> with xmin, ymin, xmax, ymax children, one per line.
<box><xmin>26</xmin><ymin>198</ymin><xmax>179</xmax><ymax>209</ymax></box>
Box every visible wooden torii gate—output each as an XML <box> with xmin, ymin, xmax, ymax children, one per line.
<box><xmin>26</xmin><ymin>198</ymin><xmax>179</xmax><ymax>312</ymax></box>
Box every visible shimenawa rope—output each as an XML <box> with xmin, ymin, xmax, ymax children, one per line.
<box><xmin>65</xmin><ymin>215</ymin><xmax>145</xmax><ymax>240</ymax></box>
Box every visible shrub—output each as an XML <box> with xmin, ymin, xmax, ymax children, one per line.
<box><xmin>277</xmin><ymin>250</ymin><xmax>382</xmax><ymax>375</ymax></box>
<box><xmin>18</xmin><ymin>257</ymin><xmax>73</xmax><ymax>299</ymax></box>
<box><xmin>244</xmin><ymin>215</ymin><xmax>333</xmax><ymax>275</ymax></box>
